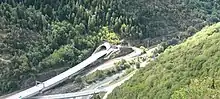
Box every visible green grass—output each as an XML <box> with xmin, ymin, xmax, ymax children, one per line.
<box><xmin>107</xmin><ymin>23</ymin><xmax>220</xmax><ymax>99</ymax></box>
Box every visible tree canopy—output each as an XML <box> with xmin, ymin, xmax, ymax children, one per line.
<box><xmin>1</xmin><ymin>0</ymin><xmax>220</xmax><ymax>95</ymax></box>
<box><xmin>108</xmin><ymin>23</ymin><xmax>220</xmax><ymax>99</ymax></box>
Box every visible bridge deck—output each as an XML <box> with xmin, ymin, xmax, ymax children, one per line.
<box><xmin>6</xmin><ymin>50</ymin><xmax>108</xmax><ymax>99</ymax></box>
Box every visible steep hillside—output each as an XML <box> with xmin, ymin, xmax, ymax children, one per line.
<box><xmin>1</xmin><ymin>0</ymin><xmax>220</xmax><ymax>95</ymax></box>
<box><xmin>120</xmin><ymin>0</ymin><xmax>220</xmax><ymax>46</ymax></box>
<box><xmin>0</xmin><ymin>0</ymin><xmax>127</xmax><ymax>94</ymax></box>
<box><xmin>108</xmin><ymin>23</ymin><xmax>220</xmax><ymax>99</ymax></box>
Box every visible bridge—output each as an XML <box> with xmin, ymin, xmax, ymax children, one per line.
<box><xmin>29</xmin><ymin>70</ymin><xmax>137</xmax><ymax>99</ymax></box>
<box><xmin>6</xmin><ymin>42</ymin><xmax>118</xmax><ymax>99</ymax></box>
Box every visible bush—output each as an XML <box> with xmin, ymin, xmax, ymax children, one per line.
<box><xmin>187</xmin><ymin>26</ymin><xmax>198</xmax><ymax>36</ymax></box>
<box><xmin>75</xmin><ymin>75</ymin><xmax>82</xmax><ymax>83</ymax></box>
<box><xmin>135</xmin><ymin>62</ymin><xmax>140</xmax><ymax>69</ymax></box>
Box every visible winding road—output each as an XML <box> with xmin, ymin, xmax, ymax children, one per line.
<box><xmin>30</xmin><ymin>46</ymin><xmax>144</xmax><ymax>99</ymax></box>
<box><xmin>87</xmin><ymin>47</ymin><xmax>142</xmax><ymax>75</ymax></box>
<box><xmin>5</xmin><ymin>41</ymin><xmax>148</xmax><ymax>99</ymax></box>
<box><xmin>31</xmin><ymin>70</ymin><xmax>136</xmax><ymax>99</ymax></box>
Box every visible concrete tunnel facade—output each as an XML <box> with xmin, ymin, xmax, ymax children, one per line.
<box><xmin>92</xmin><ymin>42</ymin><xmax>111</xmax><ymax>55</ymax></box>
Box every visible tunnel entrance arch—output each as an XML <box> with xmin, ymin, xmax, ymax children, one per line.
<box><xmin>92</xmin><ymin>42</ymin><xmax>111</xmax><ymax>55</ymax></box>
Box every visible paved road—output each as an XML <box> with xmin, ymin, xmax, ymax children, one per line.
<box><xmin>75</xmin><ymin>72</ymin><xmax>124</xmax><ymax>99</ymax></box>
<box><xmin>103</xmin><ymin>70</ymin><xmax>137</xmax><ymax>99</ymax></box>
<box><xmin>6</xmin><ymin>50</ymin><xmax>109</xmax><ymax>99</ymax></box>
<box><xmin>6</xmin><ymin>45</ymin><xmax>147</xmax><ymax>99</ymax></box>
<box><xmin>70</xmin><ymin>47</ymin><xmax>156</xmax><ymax>99</ymax></box>
<box><xmin>87</xmin><ymin>47</ymin><xmax>142</xmax><ymax>75</ymax></box>
<box><xmin>31</xmin><ymin>70</ymin><xmax>135</xmax><ymax>99</ymax></box>
<box><xmin>83</xmin><ymin>72</ymin><xmax>123</xmax><ymax>91</ymax></box>
<box><xmin>32</xmin><ymin>73</ymin><xmax>123</xmax><ymax>99</ymax></box>
<box><xmin>30</xmin><ymin>88</ymin><xmax>107</xmax><ymax>99</ymax></box>
<box><xmin>30</xmin><ymin>47</ymin><xmax>155</xmax><ymax>99</ymax></box>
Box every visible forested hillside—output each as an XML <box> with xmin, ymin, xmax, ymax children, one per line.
<box><xmin>108</xmin><ymin>23</ymin><xmax>220</xmax><ymax>99</ymax></box>
<box><xmin>1</xmin><ymin>0</ymin><xmax>220</xmax><ymax>95</ymax></box>
<box><xmin>120</xmin><ymin>0</ymin><xmax>220</xmax><ymax>45</ymax></box>
<box><xmin>0</xmin><ymin>0</ymin><xmax>138</xmax><ymax>94</ymax></box>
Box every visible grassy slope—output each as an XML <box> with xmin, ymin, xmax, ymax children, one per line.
<box><xmin>108</xmin><ymin>23</ymin><xmax>220</xmax><ymax>99</ymax></box>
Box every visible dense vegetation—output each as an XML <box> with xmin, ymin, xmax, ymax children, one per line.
<box><xmin>108</xmin><ymin>23</ymin><xmax>220</xmax><ymax>99</ymax></box>
<box><xmin>122</xmin><ymin>0</ymin><xmax>220</xmax><ymax>46</ymax></box>
<box><xmin>1</xmin><ymin>0</ymin><xmax>220</xmax><ymax>96</ymax></box>
<box><xmin>0</xmin><ymin>0</ymin><xmax>137</xmax><ymax>94</ymax></box>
